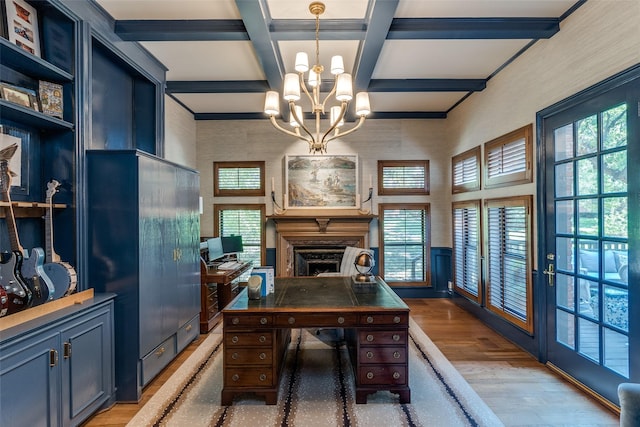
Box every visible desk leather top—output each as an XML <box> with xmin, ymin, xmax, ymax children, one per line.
<box><xmin>224</xmin><ymin>276</ymin><xmax>408</xmax><ymax>312</ymax></box>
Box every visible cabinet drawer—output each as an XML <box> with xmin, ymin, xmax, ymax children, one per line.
<box><xmin>359</xmin><ymin>346</ymin><xmax>406</xmax><ymax>364</ymax></box>
<box><xmin>225</xmin><ymin>314</ymin><xmax>273</xmax><ymax>328</ymax></box>
<box><xmin>141</xmin><ymin>335</ymin><xmax>177</xmax><ymax>387</ymax></box>
<box><xmin>274</xmin><ymin>313</ymin><xmax>357</xmax><ymax>327</ymax></box>
<box><xmin>225</xmin><ymin>348</ymin><xmax>273</xmax><ymax>365</ymax></box>
<box><xmin>225</xmin><ymin>367</ymin><xmax>273</xmax><ymax>387</ymax></box>
<box><xmin>359</xmin><ymin>330</ymin><xmax>407</xmax><ymax>345</ymax></box>
<box><xmin>358</xmin><ymin>365</ymin><xmax>407</xmax><ymax>386</ymax></box>
<box><xmin>225</xmin><ymin>331</ymin><xmax>273</xmax><ymax>347</ymax></box>
<box><xmin>359</xmin><ymin>313</ymin><xmax>408</xmax><ymax>326</ymax></box>
<box><xmin>177</xmin><ymin>316</ymin><xmax>199</xmax><ymax>352</ymax></box>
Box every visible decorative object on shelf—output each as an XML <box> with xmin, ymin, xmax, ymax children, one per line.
<box><xmin>285</xmin><ymin>154</ymin><xmax>358</xmax><ymax>209</ymax></box>
<box><xmin>0</xmin><ymin>82</ymin><xmax>39</xmax><ymax>111</ymax></box>
<box><xmin>263</xmin><ymin>2</ymin><xmax>371</xmax><ymax>154</ymax></box>
<box><xmin>1</xmin><ymin>0</ymin><xmax>41</xmax><ymax>57</ymax></box>
<box><xmin>358</xmin><ymin>174</ymin><xmax>374</xmax><ymax>215</ymax></box>
<box><xmin>38</xmin><ymin>80</ymin><xmax>63</xmax><ymax>118</ymax></box>
<box><xmin>352</xmin><ymin>251</ymin><xmax>375</xmax><ymax>284</ymax></box>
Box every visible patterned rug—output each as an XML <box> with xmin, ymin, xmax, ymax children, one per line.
<box><xmin>127</xmin><ymin>318</ymin><xmax>503</xmax><ymax>426</ymax></box>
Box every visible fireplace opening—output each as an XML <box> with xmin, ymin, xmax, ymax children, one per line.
<box><xmin>294</xmin><ymin>247</ymin><xmax>345</xmax><ymax>276</ymax></box>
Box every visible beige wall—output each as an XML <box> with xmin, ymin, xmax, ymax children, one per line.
<box><xmin>164</xmin><ymin>95</ymin><xmax>197</xmax><ymax>169</ymax></box>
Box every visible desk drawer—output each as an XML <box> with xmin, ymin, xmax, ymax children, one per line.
<box><xmin>225</xmin><ymin>367</ymin><xmax>273</xmax><ymax>387</ymax></box>
<box><xmin>274</xmin><ymin>313</ymin><xmax>357</xmax><ymax>327</ymax></box>
<box><xmin>225</xmin><ymin>314</ymin><xmax>273</xmax><ymax>328</ymax></box>
<box><xmin>225</xmin><ymin>348</ymin><xmax>273</xmax><ymax>365</ymax></box>
<box><xmin>359</xmin><ymin>346</ymin><xmax>406</xmax><ymax>364</ymax></box>
<box><xmin>358</xmin><ymin>365</ymin><xmax>407</xmax><ymax>386</ymax></box>
<box><xmin>225</xmin><ymin>331</ymin><xmax>273</xmax><ymax>347</ymax></box>
<box><xmin>359</xmin><ymin>313</ymin><xmax>408</xmax><ymax>326</ymax></box>
<box><xmin>359</xmin><ymin>330</ymin><xmax>407</xmax><ymax>345</ymax></box>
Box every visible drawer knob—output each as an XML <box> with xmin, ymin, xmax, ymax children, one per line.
<box><xmin>337</xmin><ymin>316</ymin><xmax>345</xmax><ymax>324</ymax></box>
<box><xmin>366</xmin><ymin>334</ymin><xmax>374</xmax><ymax>342</ymax></box>
<box><xmin>393</xmin><ymin>351</ymin><xmax>401</xmax><ymax>359</ymax></box>
<box><xmin>232</xmin><ymin>374</ymin><xmax>240</xmax><ymax>382</ymax></box>
<box><xmin>260</xmin><ymin>317</ymin><xmax>268</xmax><ymax>325</ymax></box>
<box><xmin>366</xmin><ymin>372</ymin><xmax>374</xmax><ymax>379</ymax></box>
<box><xmin>155</xmin><ymin>347</ymin><xmax>165</xmax><ymax>357</ymax></box>
<box><xmin>394</xmin><ymin>316</ymin><xmax>401</xmax><ymax>324</ymax></box>
<box><xmin>231</xmin><ymin>352</ymin><xmax>239</xmax><ymax>360</ymax></box>
<box><xmin>186</xmin><ymin>324</ymin><xmax>192</xmax><ymax>331</ymax></box>
<box><xmin>259</xmin><ymin>374</ymin><xmax>267</xmax><ymax>381</ymax></box>
<box><xmin>259</xmin><ymin>335</ymin><xmax>266</xmax><ymax>343</ymax></box>
<box><xmin>393</xmin><ymin>372</ymin><xmax>401</xmax><ymax>380</ymax></box>
<box><xmin>392</xmin><ymin>334</ymin><xmax>400</xmax><ymax>342</ymax></box>
<box><xmin>366</xmin><ymin>351</ymin><xmax>374</xmax><ymax>359</ymax></box>
<box><xmin>288</xmin><ymin>317</ymin><xmax>295</xmax><ymax>324</ymax></box>
<box><xmin>366</xmin><ymin>316</ymin><xmax>374</xmax><ymax>324</ymax></box>
<box><xmin>232</xmin><ymin>317</ymin><xmax>239</xmax><ymax>325</ymax></box>
<box><xmin>259</xmin><ymin>352</ymin><xmax>266</xmax><ymax>360</ymax></box>
<box><xmin>231</xmin><ymin>336</ymin><xmax>239</xmax><ymax>344</ymax></box>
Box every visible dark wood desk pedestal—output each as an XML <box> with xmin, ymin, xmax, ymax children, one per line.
<box><xmin>221</xmin><ymin>276</ymin><xmax>410</xmax><ymax>405</ymax></box>
<box><xmin>200</xmin><ymin>261</ymin><xmax>251</xmax><ymax>333</ymax></box>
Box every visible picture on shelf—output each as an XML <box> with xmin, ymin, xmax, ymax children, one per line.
<box><xmin>39</xmin><ymin>80</ymin><xmax>63</xmax><ymax>118</ymax></box>
<box><xmin>1</xmin><ymin>0</ymin><xmax>41</xmax><ymax>57</ymax></box>
<box><xmin>0</xmin><ymin>82</ymin><xmax>39</xmax><ymax>111</ymax></box>
<box><xmin>0</xmin><ymin>131</ymin><xmax>22</xmax><ymax>187</ymax></box>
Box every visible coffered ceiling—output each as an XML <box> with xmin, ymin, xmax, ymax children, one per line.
<box><xmin>94</xmin><ymin>0</ymin><xmax>584</xmax><ymax>120</ymax></box>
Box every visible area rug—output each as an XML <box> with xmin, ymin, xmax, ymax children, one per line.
<box><xmin>127</xmin><ymin>318</ymin><xmax>504</xmax><ymax>426</ymax></box>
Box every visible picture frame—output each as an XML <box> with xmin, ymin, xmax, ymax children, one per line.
<box><xmin>0</xmin><ymin>124</ymin><xmax>31</xmax><ymax>195</ymax></box>
<box><xmin>39</xmin><ymin>80</ymin><xmax>63</xmax><ymax>118</ymax></box>
<box><xmin>0</xmin><ymin>82</ymin><xmax>39</xmax><ymax>111</ymax></box>
<box><xmin>285</xmin><ymin>154</ymin><xmax>358</xmax><ymax>209</ymax></box>
<box><xmin>1</xmin><ymin>0</ymin><xmax>41</xmax><ymax>57</ymax></box>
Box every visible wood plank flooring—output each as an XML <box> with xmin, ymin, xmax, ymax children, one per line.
<box><xmin>83</xmin><ymin>298</ymin><xmax>619</xmax><ymax>426</ymax></box>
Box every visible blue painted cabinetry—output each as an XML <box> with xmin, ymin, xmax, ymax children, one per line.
<box><xmin>86</xmin><ymin>150</ymin><xmax>200</xmax><ymax>402</ymax></box>
<box><xmin>0</xmin><ymin>293</ymin><xmax>115</xmax><ymax>427</ymax></box>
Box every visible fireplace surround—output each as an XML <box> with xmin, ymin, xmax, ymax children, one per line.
<box><xmin>269</xmin><ymin>214</ymin><xmax>376</xmax><ymax>277</ymax></box>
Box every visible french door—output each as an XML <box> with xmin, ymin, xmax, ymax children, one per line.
<box><xmin>540</xmin><ymin>69</ymin><xmax>639</xmax><ymax>404</ymax></box>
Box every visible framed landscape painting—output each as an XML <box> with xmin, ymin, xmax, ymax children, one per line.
<box><xmin>285</xmin><ymin>155</ymin><xmax>358</xmax><ymax>209</ymax></box>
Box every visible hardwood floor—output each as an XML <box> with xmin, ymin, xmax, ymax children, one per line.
<box><xmin>84</xmin><ymin>298</ymin><xmax>619</xmax><ymax>426</ymax></box>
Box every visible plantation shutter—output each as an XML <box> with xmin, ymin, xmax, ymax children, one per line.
<box><xmin>453</xmin><ymin>155</ymin><xmax>478</xmax><ymax>186</ymax></box>
<box><xmin>487</xmin><ymin>137</ymin><xmax>526</xmax><ymax>178</ymax></box>
<box><xmin>453</xmin><ymin>203</ymin><xmax>480</xmax><ymax>300</ymax></box>
<box><xmin>485</xmin><ymin>199</ymin><xmax>532</xmax><ymax>332</ymax></box>
<box><xmin>382</xmin><ymin>207</ymin><xmax>427</xmax><ymax>282</ymax></box>
<box><xmin>382</xmin><ymin>165</ymin><xmax>425</xmax><ymax>189</ymax></box>
<box><xmin>218</xmin><ymin>166</ymin><xmax>261</xmax><ymax>190</ymax></box>
<box><xmin>218</xmin><ymin>208</ymin><xmax>262</xmax><ymax>265</ymax></box>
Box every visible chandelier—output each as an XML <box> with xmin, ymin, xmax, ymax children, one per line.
<box><xmin>263</xmin><ymin>1</ymin><xmax>371</xmax><ymax>154</ymax></box>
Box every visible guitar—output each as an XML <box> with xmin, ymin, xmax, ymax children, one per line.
<box><xmin>0</xmin><ymin>151</ymin><xmax>32</xmax><ymax>312</ymax></box>
<box><xmin>43</xmin><ymin>180</ymin><xmax>77</xmax><ymax>298</ymax></box>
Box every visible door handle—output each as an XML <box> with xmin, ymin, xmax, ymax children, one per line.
<box><xmin>543</xmin><ymin>264</ymin><xmax>555</xmax><ymax>286</ymax></box>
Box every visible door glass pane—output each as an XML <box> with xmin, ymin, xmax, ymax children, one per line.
<box><xmin>603</xmin><ymin>197</ymin><xmax>627</xmax><ymax>239</ymax></box>
<box><xmin>556</xmin><ymin>273</ymin><xmax>573</xmax><ymax>311</ymax></box>
<box><xmin>576</xmin><ymin>115</ymin><xmax>597</xmax><ymax>155</ymax></box>
<box><xmin>604</xmin><ymin>327</ymin><xmax>629</xmax><ymax>377</ymax></box>
<box><xmin>577</xmin><ymin>241</ymin><xmax>599</xmax><ymax>278</ymax></box>
<box><xmin>554</xmin><ymin>124</ymin><xmax>574</xmax><ymax>161</ymax></box>
<box><xmin>577</xmin><ymin>198</ymin><xmax>598</xmax><ymax>236</ymax></box>
<box><xmin>601</xmin><ymin>104</ymin><xmax>627</xmax><ymax>150</ymax></box>
<box><xmin>579</xmin><ymin>278</ymin><xmax>598</xmax><ymax>320</ymax></box>
<box><xmin>555</xmin><ymin>162</ymin><xmax>575</xmax><ymax>197</ymax></box>
<box><xmin>578</xmin><ymin>318</ymin><xmax>600</xmax><ymax>362</ymax></box>
<box><xmin>577</xmin><ymin>157</ymin><xmax>598</xmax><ymax>195</ymax></box>
<box><xmin>555</xmin><ymin>237</ymin><xmax>574</xmax><ymax>272</ymax></box>
<box><xmin>556</xmin><ymin>309</ymin><xmax>575</xmax><ymax>349</ymax></box>
<box><xmin>604</xmin><ymin>286</ymin><xmax>628</xmax><ymax>332</ymax></box>
<box><xmin>602</xmin><ymin>151</ymin><xmax>627</xmax><ymax>193</ymax></box>
<box><xmin>555</xmin><ymin>200</ymin><xmax>574</xmax><ymax>234</ymax></box>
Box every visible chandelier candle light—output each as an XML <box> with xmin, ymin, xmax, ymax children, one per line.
<box><xmin>263</xmin><ymin>1</ymin><xmax>371</xmax><ymax>154</ymax></box>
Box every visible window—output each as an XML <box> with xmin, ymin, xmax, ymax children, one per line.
<box><xmin>378</xmin><ymin>160</ymin><xmax>429</xmax><ymax>195</ymax></box>
<box><xmin>213</xmin><ymin>204</ymin><xmax>265</xmax><ymax>268</ymax></box>
<box><xmin>452</xmin><ymin>200</ymin><xmax>481</xmax><ymax>303</ymax></box>
<box><xmin>484</xmin><ymin>124</ymin><xmax>532</xmax><ymax>189</ymax></box>
<box><xmin>452</xmin><ymin>146</ymin><xmax>480</xmax><ymax>193</ymax></box>
<box><xmin>214</xmin><ymin>161</ymin><xmax>264</xmax><ymax>197</ymax></box>
<box><xmin>484</xmin><ymin>196</ymin><xmax>533</xmax><ymax>333</ymax></box>
<box><xmin>379</xmin><ymin>203</ymin><xmax>430</xmax><ymax>285</ymax></box>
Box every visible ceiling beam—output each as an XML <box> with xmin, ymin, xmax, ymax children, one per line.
<box><xmin>114</xmin><ymin>19</ymin><xmax>248</xmax><ymax>41</ymax></box>
<box><xmin>166</xmin><ymin>81</ymin><xmax>269</xmax><ymax>94</ymax></box>
<box><xmin>387</xmin><ymin>17</ymin><xmax>560</xmax><ymax>39</ymax></box>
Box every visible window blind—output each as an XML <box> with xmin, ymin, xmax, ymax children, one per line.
<box><xmin>381</xmin><ymin>207</ymin><xmax>427</xmax><ymax>282</ymax></box>
<box><xmin>218</xmin><ymin>167</ymin><xmax>261</xmax><ymax>190</ymax></box>
<box><xmin>382</xmin><ymin>165</ymin><xmax>425</xmax><ymax>189</ymax></box>
<box><xmin>487</xmin><ymin>137</ymin><xmax>526</xmax><ymax>178</ymax></box>
<box><xmin>453</xmin><ymin>155</ymin><xmax>478</xmax><ymax>186</ymax></box>
<box><xmin>218</xmin><ymin>208</ymin><xmax>262</xmax><ymax>265</ymax></box>
<box><xmin>453</xmin><ymin>204</ymin><xmax>480</xmax><ymax>299</ymax></box>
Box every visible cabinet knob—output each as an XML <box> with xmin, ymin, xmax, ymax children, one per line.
<box><xmin>155</xmin><ymin>347</ymin><xmax>165</xmax><ymax>357</ymax></box>
<box><xmin>393</xmin><ymin>372</ymin><xmax>401</xmax><ymax>380</ymax></box>
<box><xmin>232</xmin><ymin>317</ymin><xmax>239</xmax><ymax>325</ymax></box>
<box><xmin>392</xmin><ymin>334</ymin><xmax>400</xmax><ymax>342</ymax></box>
<box><xmin>186</xmin><ymin>324</ymin><xmax>192</xmax><ymax>332</ymax></box>
<box><xmin>366</xmin><ymin>334</ymin><xmax>374</xmax><ymax>342</ymax></box>
<box><xmin>231</xmin><ymin>352</ymin><xmax>238</xmax><ymax>360</ymax></box>
<box><xmin>231</xmin><ymin>335</ymin><xmax>239</xmax><ymax>344</ymax></box>
<box><xmin>259</xmin><ymin>374</ymin><xmax>267</xmax><ymax>381</ymax></box>
<box><xmin>259</xmin><ymin>352</ymin><xmax>266</xmax><ymax>360</ymax></box>
<box><xmin>393</xmin><ymin>351</ymin><xmax>401</xmax><ymax>359</ymax></box>
<box><xmin>259</xmin><ymin>335</ymin><xmax>266</xmax><ymax>343</ymax></box>
<box><xmin>288</xmin><ymin>317</ymin><xmax>295</xmax><ymax>324</ymax></box>
<box><xmin>366</xmin><ymin>372</ymin><xmax>374</xmax><ymax>380</ymax></box>
<box><xmin>366</xmin><ymin>351</ymin><xmax>374</xmax><ymax>359</ymax></box>
<box><xmin>394</xmin><ymin>316</ymin><xmax>401</xmax><ymax>324</ymax></box>
<box><xmin>232</xmin><ymin>374</ymin><xmax>240</xmax><ymax>382</ymax></box>
<box><xmin>337</xmin><ymin>316</ymin><xmax>345</xmax><ymax>324</ymax></box>
<box><xmin>260</xmin><ymin>317</ymin><xmax>268</xmax><ymax>325</ymax></box>
<box><xmin>366</xmin><ymin>316</ymin><xmax>374</xmax><ymax>324</ymax></box>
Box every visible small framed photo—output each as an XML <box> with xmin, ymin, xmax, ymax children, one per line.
<box><xmin>0</xmin><ymin>82</ymin><xmax>39</xmax><ymax>111</ymax></box>
<box><xmin>1</xmin><ymin>0</ymin><xmax>41</xmax><ymax>57</ymax></box>
<box><xmin>39</xmin><ymin>80</ymin><xmax>63</xmax><ymax>118</ymax></box>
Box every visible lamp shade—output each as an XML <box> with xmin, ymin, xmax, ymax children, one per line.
<box><xmin>308</xmin><ymin>69</ymin><xmax>320</xmax><ymax>87</ymax></box>
<box><xmin>330</xmin><ymin>55</ymin><xmax>344</xmax><ymax>75</ymax></box>
<box><xmin>330</xmin><ymin>106</ymin><xmax>344</xmax><ymax>127</ymax></box>
<box><xmin>283</xmin><ymin>73</ymin><xmax>301</xmax><ymax>101</ymax></box>
<box><xmin>295</xmin><ymin>52</ymin><xmax>309</xmax><ymax>73</ymax></box>
<box><xmin>290</xmin><ymin>105</ymin><xmax>303</xmax><ymax>127</ymax></box>
<box><xmin>355</xmin><ymin>92</ymin><xmax>371</xmax><ymax>117</ymax></box>
<box><xmin>264</xmin><ymin>91</ymin><xmax>280</xmax><ymax>116</ymax></box>
<box><xmin>335</xmin><ymin>73</ymin><xmax>353</xmax><ymax>101</ymax></box>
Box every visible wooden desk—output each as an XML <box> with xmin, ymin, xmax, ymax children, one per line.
<box><xmin>221</xmin><ymin>276</ymin><xmax>410</xmax><ymax>405</ymax></box>
<box><xmin>200</xmin><ymin>260</ymin><xmax>251</xmax><ymax>333</ymax></box>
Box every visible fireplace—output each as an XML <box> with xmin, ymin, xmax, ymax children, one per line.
<box><xmin>269</xmin><ymin>214</ymin><xmax>375</xmax><ymax>277</ymax></box>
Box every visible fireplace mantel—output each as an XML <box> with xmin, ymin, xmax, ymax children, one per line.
<box><xmin>268</xmin><ymin>214</ymin><xmax>376</xmax><ymax>277</ymax></box>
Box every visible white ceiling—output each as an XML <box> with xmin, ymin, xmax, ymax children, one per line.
<box><xmin>94</xmin><ymin>0</ymin><xmax>582</xmax><ymax>119</ymax></box>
